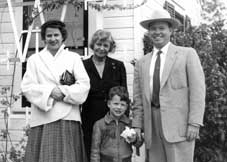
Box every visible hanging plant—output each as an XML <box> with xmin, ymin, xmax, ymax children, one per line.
<box><xmin>41</xmin><ymin>0</ymin><xmax>147</xmax><ymax>11</ymax></box>
<box><xmin>88</xmin><ymin>0</ymin><xmax>147</xmax><ymax>11</ymax></box>
<box><xmin>42</xmin><ymin>0</ymin><xmax>83</xmax><ymax>11</ymax></box>
<box><xmin>26</xmin><ymin>0</ymin><xmax>83</xmax><ymax>25</ymax></box>
<box><xmin>26</xmin><ymin>0</ymin><xmax>147</xmax><ymax>25</ymax></box>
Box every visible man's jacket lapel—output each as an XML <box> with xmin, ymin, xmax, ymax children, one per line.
<box><xmin>160</xmin><ymin>43</ymin><xmax>177</xmax><ymax>89</ymax></box>
<box><xmin>142</xmin><ymin>52</ymin><xmax>153</xmax><ymax>102</ymax></box>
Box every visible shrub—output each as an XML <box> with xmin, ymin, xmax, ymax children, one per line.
<box><xmin>0</xmin><ymin>87</ymin><xmax>27</xmax><ymax>162</ymax></box>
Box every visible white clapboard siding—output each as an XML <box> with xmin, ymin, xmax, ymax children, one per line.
<box><xmin>0</xmin><ymin>10</ymin><xmax>12</xmax><ymax>22</ymax></box>
<box><xmin>0</xmin><ymin>64</ymin><xmax>16</xmax><ymax>75</ymax></box>
<box><xmin>0</xmin><ymin>63</ymin><xmax>22</xmax><ymax>87</ymax></box>
<box><xmin>0</xmin><ymin>76</ymin><xmax>14</xmax><ymax>86</ymax></box>
<box><xmin>0</xmin><ymin>0</ymin><xmax>24</xmax><ymax>147</ymax></box>
<box><xmin>102</xmin><ymin>0</ymin><xmax>135</xmax><ymax>99</ymax></box>
<box><xmin>0</xmin><ymin>116</ymin><xmax>26</xmax><ymax>131</ymax></box>
<box><xmin>103</xmin><ymin>9</ymin><xmax>133</xmax><ymax>17</ymax></box>
<box><xmin>109</xmin><ymin>51</ymin><xmax>134</xmax><ymax>63</ymax></box>
<box><xmin>0</xmin><ymin>44</ymin><xmax>16</xmax><ymax>54</ymax></box>
<box><xmin>0</xmin><ymin>33</ymin><xmax>15</xmax><ymax>43</ymax></box>
<box><xmin>104</xmin><ymin>17</ymin><xmax>133</xmax><ymax>28</ymax></box>
<box><xmin>0</xmin><ymin>130</ymin><xmax>26</xmax><ymax>142</ymax></box>
<box><xmin>115</xmin><ymin>39</ymin><xmax>134</xmax><ymax>51</ymax></box>
<box><xmin>0</xmin><ymin>22</ymin><xmax>14</xmax><ymax>33</ymax></box>
<box><xmin>109</xmin><ymin>28</ymin><xmax>133</xmax><ymax>40</ymax></box>
<box><xmin>106</xmin><ymin>0</ymin><xmax>133</xmax><ymax>5</ymax></box>
<box><xmin>0</xmin><ymin>52</ymin><xmax>17</xmax><ymax>60</ymax></box>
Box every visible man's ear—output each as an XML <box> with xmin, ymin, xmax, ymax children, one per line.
<box><xmin>169</xmin><ymin>26</ymin><xmax>174</xmax><ymax>33</ymax></box>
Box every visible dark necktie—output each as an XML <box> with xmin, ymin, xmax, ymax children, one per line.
<box><xmin>152</xmin><ymin>50</ymin><xmax>162</xmax><ymax>108</ymax></box>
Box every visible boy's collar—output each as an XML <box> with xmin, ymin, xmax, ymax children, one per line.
<box><xmin>104</xmin><ymin>112</ymin><xmax>130</xmax><ymax>125</ymax></box>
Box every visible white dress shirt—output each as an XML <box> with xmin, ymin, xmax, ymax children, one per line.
<box><xmin>149</xmin><ymin>42</ymin><xmax>170</xmax><ymax>98</ymax></box>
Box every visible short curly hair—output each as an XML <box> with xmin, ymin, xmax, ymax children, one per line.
<box><xmin>40</xmin><ymin>20</ymin><xmax>68</xmax><ymax>42</ymax></box>
<box><xmin>108</xmin><ymin>86</ymin><xmax>130</xmax><ymax>105</ymax></box>
<box><xmin>89</xmin><ymin>29</ymin><xmax>116</xmax><ymax>53</ymax></box>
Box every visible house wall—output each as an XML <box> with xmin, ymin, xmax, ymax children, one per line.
<box><xmin>103</xmin><ymin>2</ymin><xmax>135</xmax><ymax>98</ymax></box>
<box><xmin>0</xmin><ymin>0</ymin><xmax>26</xmax><ymax>155</ymax></box>
<box><xmin>176</xmin><ymin>0</ymin><xmax>202</xmax><ymax>25</ymax></box>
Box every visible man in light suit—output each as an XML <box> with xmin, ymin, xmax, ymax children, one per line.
<box><xmin>132</xmin><ymin>9</ymin><xmax>205</xmax><ymax>162</ymax></box>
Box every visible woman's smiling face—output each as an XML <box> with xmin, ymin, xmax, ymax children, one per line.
<box><xmin>45</xmin><ymin>27</ymin><xmax>63</xmax><ymax>53</ymax></box>
<box><xmin>93</xmin><ymin>40</ymin><xmax>111</xmax><ymax>59</ymax></box>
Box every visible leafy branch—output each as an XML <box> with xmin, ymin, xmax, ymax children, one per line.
<box><xmin>0</xmin><ymin>86</ymin><xmax>21</xmax><ymax>162</ymax></box>
<box><xmin>26</xmin><ymin>0</ymin><xmax>83</xmax><ymax>25</ymax></box>
<box><xmin>26</xmin><ymin>0</ymin><xmax>147</xmax><ymax>25</ymax></box>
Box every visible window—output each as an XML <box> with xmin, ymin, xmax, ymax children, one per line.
<box><xmin>23</xmin><ymin>0</ymin><xmax>85</xmax><ymax>56</ymax></box>
<box><xmin>163</xmin><ymin>1</ymin><xmax>190</xmax><ymax>30</ymax></box>
<box><xmin>164</xmin><ymin>1</ymin><xmax>175</xmax><ymax>18</ymax></box>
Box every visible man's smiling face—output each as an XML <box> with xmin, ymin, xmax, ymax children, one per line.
<box><xmin>148</xmin><ymin>21</ymin><xmax>173</xmax><ymax>49</ymax></box>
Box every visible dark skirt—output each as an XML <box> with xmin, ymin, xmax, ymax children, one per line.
<box><xmin>25</xmin><ymin>120</ymin><xmax>88</xmax><ymax>162</ymax></box>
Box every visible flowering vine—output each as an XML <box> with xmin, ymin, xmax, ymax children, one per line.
<box><xmin>88</xmin><ymin>0</ymin><xmax>147</xmax><ymax>11</ymax></box>
<box><xmin>26</xmin><ymin>0</ymin><xmax>147</xmax><ymax>25</ymax></box>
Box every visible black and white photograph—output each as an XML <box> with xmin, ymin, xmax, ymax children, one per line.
<box><xmin>0</xmin><ymin>0</ymin><xmax>226</xmax><ymax>162</ymax></box>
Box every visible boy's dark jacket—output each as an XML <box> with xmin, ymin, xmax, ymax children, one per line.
<box><xmin>90</xmin><ymin>112</ymin><xmax>143</xmax><ymax>162</ymax></box>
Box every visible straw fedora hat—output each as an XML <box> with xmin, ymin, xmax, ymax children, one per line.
<box><xmin>140</xmin><ymin>9</ymin><xmax>180</xmax><ymax>30</ymax></box>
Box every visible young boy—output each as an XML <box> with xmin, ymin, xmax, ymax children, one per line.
<box><xmin>90</xmin><ymin>86</ymin><xmax>143</xmax><ymax>162</ymax></box>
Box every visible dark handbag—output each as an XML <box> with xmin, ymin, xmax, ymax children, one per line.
<box><xmin>60</xmin><ymin>70</ymin><xmax>76</xmax><ymax>85</ymax></box>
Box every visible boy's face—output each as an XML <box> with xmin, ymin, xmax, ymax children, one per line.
<box><xmin>108</xmin><ymin>95</ymin><xmax>128</xmax><ymax>119</ymax></box>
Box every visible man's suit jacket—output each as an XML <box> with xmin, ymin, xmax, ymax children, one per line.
<box><xmin>132</xmin><ymin>43</ymin><xmax>205</xmax><ymax>149</ymax></box>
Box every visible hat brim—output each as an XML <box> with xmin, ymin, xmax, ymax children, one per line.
<box><xmin>140</xmin><ymin>18</ymin><xmax>180</xmax><ymax>30</ymax></box>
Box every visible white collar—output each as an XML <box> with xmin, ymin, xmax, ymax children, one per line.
<box><xmin>44</xmin><ymin>44</ymin><xmax>66</xmax><ymax>57</ymax></box>
<box><xmin>153</xmin><ymin>42</ymin><xmax>170</xmax><ymax>55</ymax></box>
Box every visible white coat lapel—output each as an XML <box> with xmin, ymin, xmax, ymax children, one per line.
<box><xmin>160</xmin><ymin>44</ymin><xmax>177</xmax><ymax>89</ymax></box>
<box><xmin>38</xmin><ymin>46</ymin><xmax>64</xmax><ymax>84</ymax></box>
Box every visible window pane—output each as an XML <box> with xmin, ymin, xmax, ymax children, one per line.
<box><xmin>26</xmin><ymin>4</ymin><xmax>84</xmax><ymax>49</ymax></box>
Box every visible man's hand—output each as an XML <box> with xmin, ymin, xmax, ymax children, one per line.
<box><xmin>50</xmin><ymin>87</ymin><xmax>65</xmax><ymax>101</ymax></box>
<box><xmin>186</xmin><ymin>124</ymin><xmax>200</xmax><ymax>141</ymax></box>
<box><xmin>134</xmin><ymin>128</ymin><xmax>142</xmax><ymax>141</ymax></box>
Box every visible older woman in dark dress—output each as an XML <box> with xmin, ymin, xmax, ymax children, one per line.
<box><xmin>82</xmin><ymin>29</ymin><xmax>127</xmax><ymax>159</ymax></box>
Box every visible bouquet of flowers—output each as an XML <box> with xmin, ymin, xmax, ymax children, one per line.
<box><xmin>120</xmin><ymin>126</ymin><xmax>136</xmax><ymax>143</ymax></box>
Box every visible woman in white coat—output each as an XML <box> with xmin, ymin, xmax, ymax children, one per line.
<box><xmin>21</xmin><ymin>20</ymin><xmax>90</xmax><ymax>162</ymax></box>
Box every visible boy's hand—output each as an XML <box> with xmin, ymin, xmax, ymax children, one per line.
<box><xmin>134</xmin><ymin>128</ymin><xmax>142</xmax><ymax>140</ymax></box>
